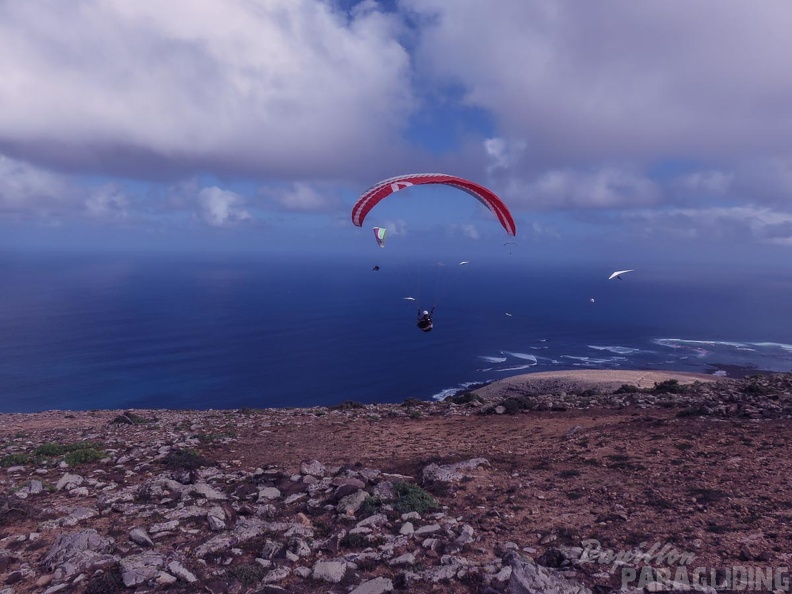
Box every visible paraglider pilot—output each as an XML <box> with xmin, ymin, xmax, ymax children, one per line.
<box><xmin>417</xmin><ymin>307</ymin><xmax>434</xmax><ymax>332</ymax></box>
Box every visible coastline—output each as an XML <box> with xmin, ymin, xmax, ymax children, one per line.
<box><xmin>1</xmin><ymin>369</ymin><xmax>790</xmax><ymax>593</ymax></box>
<box><xmin>470</xmin><ymin>369</ymin><xmax>721</xmax><ymax>401</ymax></box>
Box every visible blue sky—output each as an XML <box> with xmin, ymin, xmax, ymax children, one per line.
<box><xmin>2</xmin><ymin>0</ymin><xmax>792</xmax><ymax>271</ymax></box>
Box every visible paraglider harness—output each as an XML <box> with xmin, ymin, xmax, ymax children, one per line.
<box><xmin>417</xmin><ymin>307</ymin><xmax>435</xmax><ymax>332</ymax></box>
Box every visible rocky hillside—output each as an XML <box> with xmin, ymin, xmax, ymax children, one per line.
<box><xmin>0</xmin><ymin>372</ymin><xmax>790</xmax><ymax>593</ymax></box>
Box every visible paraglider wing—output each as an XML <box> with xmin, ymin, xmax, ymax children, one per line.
<box><xmin>351</xmin><ymin>173</ymin><xmax>516</xmax><ymax>236</ymax></box>
<box><xmin>403</xmin><ymin>296</ymin><xmax>416</xmax><ymax>301</ymax></box>
<box><xmin>373</xmin><ymin>227</ymin><xmax>387</xmax><ymax>248</ymax></box>
<box><xmin>458</xmin><ymin>261</ymin><xmax>470</xmax><ymax>266</ymax></box>
<box><xmin>608</xmin><ymin>269</ymin><xmax>635</xmax><ymax>280</ymax></box>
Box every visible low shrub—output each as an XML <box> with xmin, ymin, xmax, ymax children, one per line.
<box><xmin>228</xmin><ymin>563</ymin><xmax>268</xmax><ymax>585</ymax></box>
<box><xmin>64</xmin><ymin>448</ymin><xmax>105</xmax><ymax>466</ymax></box>
<box><xmin>359</xmin><ymin>496</ymin><xmax>383</xmax><ymax>518</ymax></box>
<box><xmin>329</xmin><ymin>400</ymin><xmax>366</xmax><ymax>411</ymax></box>
<box><xmin>0</xmin><ymin>453</ymin><xmax>32</xmax><ymax>467</ymax></box>
<box><xmin>162</xmin><ymin>448</ymin><xmax>209</xmax><ymax>470</ymax></box>
<box><xmin>393</xmin><ymin>482</ymin><xmax>438</xmax><ymax>514</ymax></box>
<box><xmin>449</xmin><ymin>392</ymin><xmax>483</xmax><ymax>405</ymax></box>
<box><xmin>84</xmin><ymin>567</ymin><xmax>125</xmax><ymax>594</ymax></box>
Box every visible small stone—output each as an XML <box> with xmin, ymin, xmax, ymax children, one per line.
<box><xmin>415</xmin><ymin>523</ymin><xmax>441</xmax><ymax>535</ymax></box>
<box><xmin>129</xmin><ymin>528</ymin><xmax>154</xmax><ymax>547</ymax></box>
<box><xmin>300</xmin><ymin>460</ymin><xmax>326</xmax><ymax>477</ymax></box>
<box><xmin>156</xmin><ymin>572</ymin><xmax>178</xmax><ymax>585</ymax></box>
<box><xmin>294</xmin><ymin>566</ymin><xmax>312</xmax><ymax>578</ymax></box>
<box><xmin>389</xmin><ymin>552</ymin><xmax>415</xmax><ymax>566</ymax></box>
<box><xmin>167</xmin><ymin>561</ymin><xmax>198</xmax><ymax>583</ymax></box>
<box><xmin>350</xmin><ymin>576</ymin><xmax>394</xmax><ymax>594</ymax></box>
<box><xmin>312</xmin><ymin>560</ymin><xmax>347</xmax><ymax>583</ymax></box>
<box><xmin>257</xmin><ymin>487</ymin><xmax>281</xmax><ymax>501</ymax></box>
<box><xmin>336</xmin><ymin>490</ymin><xmax>368</xmax><ymax>516</ymax></box>
<box><xmin>399</xmin><ymin>522</ymin><xmax>415</xmax><ymax>535</ymax></box>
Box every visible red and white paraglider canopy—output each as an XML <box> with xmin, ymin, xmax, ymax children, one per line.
<box><xmin>351</xmin><ymin>173</ymin><xmax>516</xmax><ymax>236</ymax></box>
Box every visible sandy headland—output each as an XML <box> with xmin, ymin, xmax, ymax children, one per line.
<box><xmin>0</xmin><ymin>369</ymin><xmax>790</xmax><ymax>593</ymax></box>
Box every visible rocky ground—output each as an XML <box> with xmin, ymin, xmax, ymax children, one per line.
<box><xmin>1</xmin><ymin>371</ymin><xmax>791</xmax><ymax>594</ymax></box>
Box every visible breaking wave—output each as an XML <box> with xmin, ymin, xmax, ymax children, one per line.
<box><xmin>478</xmin><ymin>356</ymin><xmax>507</xmax><ymax>363</ymax></box>
<box><xmin>588</xmin><ymin>345</ymin><xmax>644</xmax><ymax>355</ymax></box>
<box><xmin>431</xmin><ymin>381</ymin><xmax>485</xmax><ymax>401</ymax></box>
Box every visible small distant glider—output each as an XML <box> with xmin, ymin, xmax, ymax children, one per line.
<box><xmin>372</xmin><ymin>265</ymin><xmax>380</xmax><ymax>271</ymax></box>
<box><xmin>373</xmin><ymin>227</ymin><xmax>387</xmax><ymax>248</ymax></box>
<box><xmin>608</xmin><ymin>269</ymin><xmax>634</xmax><ymax>280</ymax></box>
<box><xmin>403</xmin><ymin>296</ymin><xmax>416</xmax><ymax>301</ymax></box>
<box><xmin>459</xmin><ymin>261</ymin><xmax>470</xmax><ymax>266</ymax></box>
<box><xmin>590</xmin><ymin>298</ymin><xmax>595</xmax><ymax>303</ymax></box>
<box><xmin>505</xmin><ymin>312</ymin><xmax>513</xmax><ymax>317</ymax></box>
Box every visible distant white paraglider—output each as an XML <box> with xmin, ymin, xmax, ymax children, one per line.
<box><xmin>505</xmin><ymin>312</ymin><xmax>513</xmax><ymax>317</ymax></box>
<box><xmin>590</xmin><ymin>298</ymin><xmax>595</xmax><ymax>303</ymax></box>
<box><xmin>403</xmin><ymin>296</ymin><xmax>416</xmax><ymax>301</ymax></box>
<box><xmin>608</xmin><ymin>269</ymin><xmax>635</xmax><ymax>280</ymax></box>
<box><xmin>459</xmin><ymin>261</ymin><xmax>470</xmax><ymax>266</ymax></box>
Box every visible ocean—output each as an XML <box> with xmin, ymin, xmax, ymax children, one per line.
<box><xmin>1</xmin><ymin>252</ymin><xmax>790</xmax><ymax>413</ymax></box>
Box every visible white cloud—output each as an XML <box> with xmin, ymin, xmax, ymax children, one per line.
<box><xmin>530</xmin><ymin>221</ymin><xmax>561</xmax><ymax>240</ymax></box>
<box><xmin>405</xmin><ymin>1</ymin><xmax>792</xmax><ymax>164</ymax></box>
<box><xmin>485</xmin><ymin>137</ymin><xmax>527</xmax><ymax>171</ymax></box>
<box><xmin>261</xmin><ymin>182</ymin><xmax>339</xmax><ymax>212</ymax></box>
<box><xmin>198</xmin><ymin>187</ymin><xmax>251</xmax><ymax>227</ymax></box>
<box><xmin>625</xmin><ymin>205</ymin><xmax>792</xmax><ymax>246</ymax></box>
<box><xmin>0</xmin><ymin>155</ymin><xmax>71</xmax><ymax>217</ymax></box>
<box><xmin>455</xmin><ymin>223</ymin><xmax>479</xmax><ymax>240</ymax></box>
<box><xmin>0</xmin><ymin>0</ymin><xmax>414</xmax><ymax>177</ymax></box>
<box><xmin>384</xmin><ymin>219</ymin><xmax>408</xmax><ymax>236</ymax></box>
<box><xmin>84</xmin><ymin>185</ymin><xmax>129</xmax><ymax>219</ymax></box>
<box><xmin>675</xmin><ymin>171</ymin><xmax>734</xmax><ymax>195</ymax></box>
<box><xmin>502</xmin><ymin>166</ymin><xmax>661</xmax><ymax>210</ymax></box>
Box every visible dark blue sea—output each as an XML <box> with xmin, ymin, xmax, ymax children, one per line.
<box><xmin>1</xmin><ymin>252</ymin><xmax>790</xmax><ymax>413</ymax></box>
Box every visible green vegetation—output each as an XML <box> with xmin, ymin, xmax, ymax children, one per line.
<box><xmin>329</xmin><ymin>400</ymin><xmax>366</xmax><ymax>411</ymax></box>
<box><xmin>162</xmin><ymin>448</ymin><xmax>209</xmax><ymax>470</ymax></box>
<box><xmin>238</xmin><ymin>407</ymin><xmax>264</xmax><ymax>416</ymax></box>
<box><xmin>111</xmin><ymin>411</ymin><xmax>153</xmax><ymax>425</ymax></box>
<box><xmin>651</xmin><ymin>379</ymin><xmax>694</xmax><ymax>394</ymax></box>
<box><xmin>64</xmin><ymin>447</ymin><xmax>105</xmax><ymax>466</ymax></box>
<box><xmin>489</xmin><ymin>395</ymin><xmax>536</xmax><ymax>415</ymax></box>
<box><xmin>17</xmin><ymin>441</ymin><xmax>108</xmax><ymax>466</ymax></box>
<box><xmin>359</xmin><ymin>496</ymin><xmax>383</xmax><ymax>518</ymax></box>
<box><xmin>195</xmin><ymin>430</ymin><xmax>237</xmax><ymax>444</ymax></box>
<box><xmin>0</xmin><ymin>494</ymin><xmax>33</xmax><ymax>526</ymax></box>
<box><xmin>228</xmin><ymin>563</ymin><xmax>268</xmax><ymax>586</ymax></box>
<box><xmin>448</xmin><ymin>392</ymin><xmax>484</xmax><ymax>405</ymax></box>
<box><xmin>0</xmin><ymin>453</ymin><xmax>33</xmax><ymax>467</ymax></box>
<box><xmin>84</xmin><ymin>567</ymin><xmax>125</xmax><ymax>594</ymax></box>
<box><xmin>341</xmin><ymin>532</ymin><xmax>369</xmax><ymax>548</ymax></box>
<box><xmin>34</xmin><ymin>441</ymin><xmax>103</xmax><ymax>457</ymax></box>
<box><xmin>393</xmin><ymin>482</ymin><xmax>439</xmax><ymax>514</ymax></box>
<box><xmin>743</xmin><ymin>382</ymin><xmax>771</xmax><ymax>395</ymax></box>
